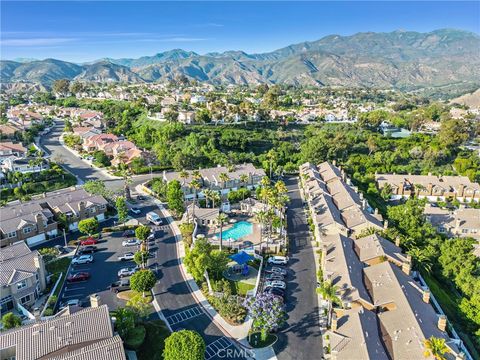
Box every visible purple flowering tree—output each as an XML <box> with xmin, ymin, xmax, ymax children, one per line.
<box><xmin>244</xmin><ymin>293</ymin><xmax>286</xmax><ymax>341</ymax></box>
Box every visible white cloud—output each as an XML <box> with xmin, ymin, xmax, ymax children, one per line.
<box><xmin>1</xmin><ymin>38</ymin><xmax>76</xmax><ymax>46</ymax></box>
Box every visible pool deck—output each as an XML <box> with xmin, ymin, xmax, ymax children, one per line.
<box><xmin>205</xmin><ymin>213</ymin><xmax>263</xmax><ymax>246</ymax></box>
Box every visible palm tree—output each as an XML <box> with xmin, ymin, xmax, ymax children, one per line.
<box><xmin>219</xmin><ymin>172</ymin><xmax>230</xmax><ymax>190</ymax></box>
<box><xmin>423</xmin><ymin>336</ymin><xmax>451</xmax><ymax>360</ymax></box>
<box><xmin>190</xmin><ymin>179</ymin><xmax>201</xmax><ymax>221</ymax></box>
<box><xmin>407</xmin><ymin>246</ymin><xmax>433</xmax><ymax>274</ymax></box>
<box><xmin>217</xmin><ymin>213</ymin><xmax>229</xmax><ymax>252</ymax></box>
<box><xmin>211</xmin><ymin>192</ymin><xmax>221</xmax><ymax>209</ymax></box>
<box><xmin>179</xmin><ymin>170</ymin><xmax>189</xmax><ymax>186</ymax></box>
<box><xmin>203</xmin><ymin>189</ymin><xmax>214</xmax><ymax>208</ymax></box>
<box><xmin>239</xmin><ymin>174</ymin><xmax>249</xmax><ymax>189</ymax></box>
<box><xmin>255</xmin><ymin>210</ymin><xmax>268</xmax><ymax>251</ymax></box>
<box><xmin>316</xmin><ymin>280</ymin><xmax>342</xmax><ymax>328</ymax></box>
<box><xmin>260</xmin><ymin>176</ymin><xmax>270</xmax><ymax>188</ymax></box>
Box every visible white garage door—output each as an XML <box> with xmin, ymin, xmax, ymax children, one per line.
<box><xmin>26</xmin><ymin>233</ymin><xmax>46</xmax><ymax>246</ymax></box>
<box><xmin>96</xmin><ymin>213</ymin><xmax>105</xmax><ymax>221</ymax></box>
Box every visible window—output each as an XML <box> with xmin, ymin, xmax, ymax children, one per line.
<box><xmin>20</xmin><ymin>294</ymin><xmax>31</xmax><ymax>304</ymax></box>
<box><xmin>7</xmin><ymin>231</ymin><xmax>16</xmax><ymax>238</ymax></box>
<box><xmin>23</xmin><ymin>227</ymin><xmax>32</xmax><ymax>234</ymax></box>
<box><xmin>462</xmin><ymin>229</ymin><xmax>469</xmax><ymax>234</ymax></box>
<box><xmin>438</xmin><ymin>227</ymin><xmax>446</xmax><ymax>233</ymax></box>
<box><xmin>99</xmin><ymin>204</ymin><xmax>106</xmax><ymax>210</ymax></box>
<box><xmin>17</xmin><ymin>280</ymin><xmax>27</xmax><ymax>290</ymax></box>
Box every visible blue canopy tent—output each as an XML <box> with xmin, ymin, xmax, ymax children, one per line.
<box><xmin>229</xmin><ymin>251</ymin><xmax>254</xmax><ymax>277</ymax></box>
<box><xmin>229</xmin><ymin>251</ymin><xmax>254</xmax><ymax>265</ymax></box>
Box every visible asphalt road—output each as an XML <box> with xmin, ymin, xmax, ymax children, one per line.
<box><xmin>150</xmin><ymin>202</ymin><xmax>247</xmax><ymax>360</ymax></box>
<box><xmin>273</xmin><ymin>176</ymin><xmax>322</xmax><ymax>360</ymax></box>
<box><xmin>39</xmin><ymin>120</ymin><xmax>154</xmax><ymax>191</ymax></box>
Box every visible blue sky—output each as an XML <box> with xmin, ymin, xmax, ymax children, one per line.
<box><xmin>1</xmin><ymin>1</ymin><xmax>479</xmax><ymax>63</ymax></box>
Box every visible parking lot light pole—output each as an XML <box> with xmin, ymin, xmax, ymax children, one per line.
<box><xmin>63</xmin><ymin>229</ymin><xmax>67</xmax><ymax>247</ymax></box>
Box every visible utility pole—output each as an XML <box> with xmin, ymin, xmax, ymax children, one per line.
<box><xmin>63</xmin><ymin>229</ymin><xmax>67</xmax><ymax>247</ymax></box>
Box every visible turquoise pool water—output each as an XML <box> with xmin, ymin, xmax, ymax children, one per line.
<box><xmin>217</xmin><ymin>221</ymin><xmax>253</xmax><ymax>241</ymax></box>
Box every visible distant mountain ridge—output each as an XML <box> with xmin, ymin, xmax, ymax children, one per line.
<box><xmin>1</xmin><ymin>29</ymin><xmax>479</xmax><ymax>90</ymax></box>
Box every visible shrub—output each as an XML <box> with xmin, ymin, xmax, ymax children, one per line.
<box><xmin>43</xmin><ymin>308</ymin><xmax>54</xmax><ymax>316</ymax></box>
<box><xmin>125</xmin><ymin>325</ymin><xmax>146</xmax><ymax>350</ymax></box>
<box><xmin>163</xmin><ymin>330</ymin><xmax>205</xmax><ymax>360</ymax></box>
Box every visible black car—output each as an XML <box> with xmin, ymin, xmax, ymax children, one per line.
<box><xmin>137</xmin><ymin>195</ymin><xmax>145</xmax><ymax>201</ymax></box>
<box><xmin>123</xmin><ymin>230</ymin><xmax>135</xmax><ymax>237</ymax></box>
<box><xmin>78</xmin><ymin>246</ymin><xmax>97</xmax><ymax>254</ymax></box>
<box><xmin>110</xmin><ymin>279</ymin><xmax>131</xmax><ymax>293</ymax></box>
<box><xmin>264</xmin><ymin>287</ymin><xmax>285</xmax><ymax>298</ymax></box>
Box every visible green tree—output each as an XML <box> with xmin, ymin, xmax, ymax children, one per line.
<box><xmin>116</xmin><ymin>196</ymin><xmax>129</xmax><ymax>228</ymax></box>
<box><xmin>78</xmin><ymin>218</ymin><xmax>99</xmax><ymax>236</ymax></box>
<box><xmin>52</xmin><ymin>79</ymin><xmax>70</xmax><ymax>96</ymax></box>
<box><xmin>195</xmin><ymin>108</ymin><xmax>211</xmax><ymax>123</ymax></box>
<box><xmin>134</xmin><ymin>250</ymin><xmax>150</xmax><ymax>269</ymax></box>
<box><xmin>135</xmin><ymin>225</ymin><xmax>151</xmax><ymax>243</ymax></box>
<box><xmin>93</xmin><ymin>150</ymin><xmax>111</xmax><ymax>167</ymax></box>
<box><xmin>216</xmin><ymin>213</ymin><xmax>228</xmax><ymax>252</ymax></box>
<box><xmin>166</xmin><ymin>180</ymin><xmax>185</xmax><ymax>216</ymax></box>
<box><xmin>83</xmin><ymin>180</ymin><xmax>114</xmax><ymax>200</ymax></box>
<box><xmin>163</xmin><ymin>330</ymin><xmax>206</xmax><ymax>360</ymax></box>
<box><xmin>113</xmin><ymin>307</ymin><xmax>136</xmax><ymax>339</ymax></box>
<box><xmin>1</xmin><ymin>312</ymin><xmax>21</xmax><ymax>329</ymax></box>
<box><xmin>438</xmin><ymin>118</ymin><xmax>470</xmax><ymax>150</ymax></box>
<box><xmin>130</xmin><ymin>269</ymin><xmax>157</xmax><ymax>297</ymax></box>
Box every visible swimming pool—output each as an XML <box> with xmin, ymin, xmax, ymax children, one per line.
<box><xmin>217</xmin><ymin>221</ymin><xmax>253</xmax><ymax>241</ymax></box>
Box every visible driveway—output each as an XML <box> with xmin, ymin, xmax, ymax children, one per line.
<box><xmin>273</xmin><ymin>176</ymin><xmax>322</xmax><ymax>360</ymax></box>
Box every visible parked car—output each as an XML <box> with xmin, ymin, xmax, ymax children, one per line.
<box><xmin>147</xmin><ymin>233</ymin><xmax>155</xmax><ymax>241</ymax></box>
<box><xmin>265</xmin><ymin>280</ymin><xmax>287</xmax><ymax>290</ymax></box>
<box><xmin>72</xmin><ymin>255</ymin><xmax>93</xmax><ymax>265</ymax></box>
<box><xmin>137</xmin><ymin>195</ymin><xmax>145</xmax><ymax>201</ymax></box>
<box><xmin>118</xmin><ymin>252</ymin><xmax>135</xmax><ymax>261</ymax></box>
<box><xmin>266</xmin><ymin>273</ymin><xmax>284</xmax><ymax>281</ymax></box>
<box><xmin>267</xmin><ymin>256</ymin><xmax>289</xmax><ymax>265</ymax></box>
<box><xmin>122</xmin><ymin>239</ymin><xmax>141</xmax><ymax>247</ymax></box>
<box><xmin>110</xmin><ymin>279</ymin><xmax>131</xmax><ymax>293</ymax></box>
<box><xmin>80</xmin><ymin>237</ymin><xmax>98</xmax><ymax>246</ymax></box>
<box><xmin>54</xmin><ymin>245</ymin><xmax>68</xmax><ymax>254</ymax></box>
<box><xmin>146</xmin><ymin>211</ymin><xmax>162</xmax><ymax>225</ymax></box>
<box><xmin>78</xmin><ymin>246</ymin><xmax>97</xmax><ymax>254</ymax></box>
<box><xmin>123</xmin><ymin>229</ymin><xmax>135</xmax><ymax>237</ymax></box>
<box><xmin>264</xmin><ymin>287</ymin><xmax>285</xmax><ymax>299</ymax></box>
<box><xmin>60</xmin><ymin>299</ymin><xmax>82</xmax><ymax>309</ymax></box>
<box><xmin>118</xmin><ymin>266</ymin><xmax>139</xmax><ymax>278</ymax></box>
<box><xmin>130</xmin><ymin>207</ymin><xmax>141</xmax><ymax>215</ymax></box>
<box><xmin>67</xmin><ymin>272</ymin><xmax>90</xmax><ymax>283</ymax></box>
<box><xmin>266</xmin><ymin>267</ymin><xmax>287</xmax><ymax>276</ymax></box>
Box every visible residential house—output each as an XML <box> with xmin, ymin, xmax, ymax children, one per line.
<box><xmin>0</xmin><ymin>305</ymin><xmax>126</xmax><ymax>360</ymax></box>
<box><xmin>1</xmin><ymin>157</ymin><xmax>49</xmax><ymax>174</ymax></box>
<box><xmin>0</xmin><ymin>242</ymin><xmax>47</xmax><ymax>314</ymax></box>
<box><xmin>0</xmin><ymin>142</ymin><xmax>27</xmax><ymax>160</ymax></box>
<box><xmin>0</xmin><ymin>187</ymin><xmax>108</xmax><ymax>247</ymax></box>
<box><xmin>0</xmin><ymin>124</ymin><xmax>20</xmax><ymax>139</ymax></box>
<box><xmin>375</xmin><ymin>173</ymin><xmax>480</xmax><ymax>202</ymax></box>
<box><xmin>82</xmin><ymin>133</ymin><xmax>119</xmax><ymax>153</ymax></box>
<box><xmin>161</xmin><ymin>163</ymin><xmax>266</xmax><ymax>200</ymax></box>
<box><xmin>183</xmin><ymin>204</ymin><xmax>219</xmax><ymax>226</ymax></box>
<box><xmin>190</xmin><ymin>95</ymin><xmax>206</xmax><ymax>104</ymax></box>
<box><xmin>178</xmin><ymin>111</ymin><xmax>196</xmax><ymax>124</ymax></box>
<box><xmin>424</xmin><ymin>204</ymin><xmax>480</xmax><ymax>241</ymax></box>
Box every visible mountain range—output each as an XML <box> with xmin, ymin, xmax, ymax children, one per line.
<box><xmin>1</xmin><ymin>29</ymin><xmax>479</xmax><ymax>90</ymax></box>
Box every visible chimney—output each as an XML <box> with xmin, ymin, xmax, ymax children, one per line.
<box><xmin>331</xmin><ymin>313</ymin><xmax>338</xmax><ymax>331</ymax></box>
<box><xmin>34</xmin><ymin>255</ymin><xmax>47</xmax><ymax>291</ymax></box>
<box><xmin>437</xmin><ymin>315</ymin><xmax>447</xmax><ymax>332</ymax></box>
<box><xmin>458</xmin><ymin>184</ymin><xmax>465</xmax><ymax>198</ymax></box>
<box><xmin>362</xmin><ymin>198</ymin><xmax>367</xmax><ymax>210</ymax></box>
<box><xmin>359</xmin><ymin>192</ymin><xmax>364</xmax><ymax>200</ymax></box>
<box><xmin>35</xmin><ymin>213</ymin><xmax>45</xmax><ymax>232</ymax></box>
<box><xmin>332</xmin><ymin>160</ymin><xmax>336</xmax><ymax>166</ymax></box>
<box><xmin>374</xmin><ymin>208</ymin><xmax>379</xmax><ymax>215</ymax></box>
<box><xmin>322</xmin><ymin>244</ymin><xmax>328</xmax><ymax>266</ymax></box>
<box><xmin>42</xmin><ymin>192</ymin><xmax>47</xmax><ymax>198</ymax></box>
<box><xmin>402</xmin><ymin>259</ymin><xmax>411</xmax><ymax>276</ymax></box>
<box><xmin>90</xmin><ymin>294</ymin><xmax>101</xmax><ymax>308</ymax></box>
<box><xmin>395</xmin><ymin>237</ymin><xmax>401</xmax><ymax>247</ymax></box>
<box><xmin>456</xmin><ymin>352</ymin><xmax>466</xmax><ymax>360</ymax></box>
<box><xmin>78</xmin><ymin>201</ymin><xmax>86</xmax><ymax>213</ymax></box>
<box><xmin>422</xmin><ymin>289</ymin><xmax>431</xmax><ymax>304</ymax></box>
<box><xmin>428</xmin><ymin>172</ymin><xmax>432</xmax><ymax>177</ymax></box>
<box><xmin>383</xmin><ymin>220</ymin><xmax>388</xmax><ymax>230</ymax></box>
<box><xmin>427</xmin><ymin>183</ymin><xmax>433</xmax><ymax>195</ymax></box>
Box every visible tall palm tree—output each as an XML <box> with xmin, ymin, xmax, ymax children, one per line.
<box><xmin>219</xmin><ymin>172</ymin><xmax>230</xmax><ymax>190</ymax></box>
<box><xmin>211</xmin><ymin>192</ymin><xmax>221</xmax><ymax>209</ymax></box>
<box><xmin>203</xmin><ymin>189</ymin><xmax>214</xmax><ymax>208</ymax></box>
<box><xmin>239</xmin><ymin>174</ymin><xmax>249</xmax><ymax>188</ymax></box>
<box><xmin>316</xmin><ymin>280</ymin><xmax>342</xmax><ymax>328</ymax></box>
<box><xmin>217</xmin><ymin>212</ymin><xmax>229</xmax><ymax>252</ymax></box>
<box><xmin>255</xmin><ymin>210</ymin><xmax>268</xmax><ymax>251</ymax></box>
<box><xmin>274</xmin><ymin>180</ymin><xmax>288</xmax><ymax>196</ymax></box>
<box><xmin>179</xmin><ymin>170</ymin><xmax>189</xmax><ymax>186</ymax></box>
<box><xmin>423</xmin><ymin>336</ymin><xmax>451</xmax><ymax>360</ymax></box>
<box><xmin>190</xmin><ymin>179</ymin><xmax>201</xmax><ymax>221</ymax></box>
<box><xmin>260</xmin><ymin>176</ymin><xmax>270</xmax><ymax>188</ymax></box>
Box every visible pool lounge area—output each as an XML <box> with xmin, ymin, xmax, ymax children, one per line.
<box><xmin>216</xmin><ymin>221</ymin><xmax>253</xmax><ymax>241</ymax></box>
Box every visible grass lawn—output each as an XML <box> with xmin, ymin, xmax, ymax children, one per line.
<box><xmin>117</xmin><ymin>290</ymin><xmax>153</xmax><ymax>303</ymax></box>
<box><xmin>228</xmin><ymin>280</ymin><xmax>255</xmax><ymax>296</ymax></box>
<box><xmin>422</xmin><ymin>272</ymin><xmax>480</xmax><ymax>359</ymax></box>
<box><xmin>46</xmin><ymin>257</ymin><xmax>71</xmax><ymax>275</ymax></box>
<box><xmin>248</xmin><ymin>332</ymin><xmax>277</xmax><ymax>348</ymax></box>
<box><xmin>136</xmin><ymin>320</ymin><xmax>171</xmax><ymax>360</ymax></box>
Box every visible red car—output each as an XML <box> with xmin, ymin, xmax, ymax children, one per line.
<box><xmin>80</xmin><ymin>237</ymin><xmax>98</xmax><ymax>246</ymax></box>
<box><xmin>67</xmin><ymin>272</ymin><xmax>90</xmax><ymax>283</ymax></box>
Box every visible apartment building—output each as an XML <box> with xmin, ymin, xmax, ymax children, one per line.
<box><xmin>0</xmin><ymin>242</ymin><xmax>47</xmax><ymax>314</ymax></box>
<box><xmin>300</xmin><ymin>162</ymin><xmax>463</xmax><ymax>360</ymax></box>
<box><xmin>375</xmin><ymin>173</ymin><xmax>480</xmax><ymax>202</ymax></box>
<box><xmin>0</xmin><ymin>305</ymin><xmax>126</xmax><ymax>360</ymax></box>
<box><xmin>0</xmin><ymin>187</ymin><xmax>108</xmax><ymax>247</ymax></box>
<box><xmin>162</xmin><ymin>163</ymin><xmax>266</xmax><ymax>200</ymax></box>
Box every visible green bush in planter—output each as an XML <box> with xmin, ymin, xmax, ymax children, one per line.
<box><xmin>125</xmin><ymin>325</ymin><xmax>146</xmax><ymax>350</ymax></box>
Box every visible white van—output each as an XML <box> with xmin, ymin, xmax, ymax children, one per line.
<box><xmin>146</xmin><ymin>211</ymin><xmax>162</xmax><ymax>225</ymax></box>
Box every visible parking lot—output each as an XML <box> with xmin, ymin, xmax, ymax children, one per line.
<box><xmin>57</xmin><ymin>197</ymin><xmax>168</xmax><ymax>309</ymax></box>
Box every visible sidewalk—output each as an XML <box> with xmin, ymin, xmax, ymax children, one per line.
<box><xmin>136</xmin><ymin>184</ymin><xmax>277</xmax><ymax>360</ymax></box>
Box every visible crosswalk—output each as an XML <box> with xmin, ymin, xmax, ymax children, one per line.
<box><xmin>205</xmin><ymin>337</ymin><xmax>235</xmax><ymax>360</ymax></box>
<box><xmin>165</xmin><ymin>306</ymin><xmax>204</xmax><ymax>326</ymax></box>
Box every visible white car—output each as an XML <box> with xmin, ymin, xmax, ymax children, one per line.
<box><xmin>265</xmin><ymin>280</ymin><xmax>287</xmax><ymax>290</ymax></box>
<box><xmin>122</xmin><ymin>239</ymin><xmax>141</xmax><ymax>247</ymax></box>
<box><xmin>269</xmin><ymin>267</ymin><xmax>288</xmax><ymax>276</ymax></box>
<box><xmin>72</xmin><ymin>255</ymin><xmax>93</xmax><ymax>265</ymax></box>
<box><xmin>130</xmin><ymin>207</ymin><xmax>141</xmax><ymax>215</ymax></box>
<box><xmin>147</xmin><ymin>233</ymin><xmax>155</xmax><ymax>241</ymax></box>
<box><xmin>118</xmin><ymin>252</ymin><xmax>135</xmax><ymax>261</ymax></box>
<box><xmin>118</xmin><ymin>266</ymin><xmax>139</xmax><ymax>278</ymax></box>
<box><xmin>60</xmin><ymin>299</ymin><xmax>81</xmax><ymax>309</ymax></box>
<box><xmin>268</xmin><ymin>256</ymin><xmax>289</xmax><ymax>265</ymax></box>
